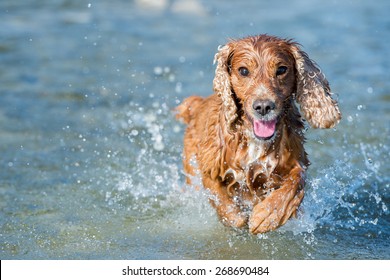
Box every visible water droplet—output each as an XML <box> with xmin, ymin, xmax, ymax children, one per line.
<box><xmin>153</xmin><ymin>141</ymin><xmax>165</xmax><ymax>151</ymax></box>
<box><xmin>175</xmin><ymin>82</ymin><xmax>182</xmax><ymax>93</ymax></box>
<box><xmin>130</xmin><ymin>129</ymin><xmax>139</xmax><ymax>136</ymax></box>
<box><xmin>153</xmin><ymin>66</ymin><xmax>163</xmax><ymax>75</ymax></box>
<box><xmin>173</xmin><ymin>125</ymin><xmax>181</xmax><ymax>133</ymax></box>
<box><xmin>168</xmin><ymin>73</ymin><xmax>176</xmax><ymax>82</ymax></box>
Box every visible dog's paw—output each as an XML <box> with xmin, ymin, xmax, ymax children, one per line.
<box><xmin>248</xmin><ymin>203</ymin><xmax>281</xmax><ymax>233</ymax></box>
<box><xmin>220</xmin><ymin>209</ymin><xmax>248</xmax><ymax>228</ymax></box>
<box><xmin>249</xmin><ymin>189</ymin><xmax>303</xmax><ymax>234</ymax></box>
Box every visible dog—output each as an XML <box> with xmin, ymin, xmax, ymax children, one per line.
<box><xmin>176</xmin><ymin>35</ymin><xmax>341</xmax><ymax>233</ymax></box>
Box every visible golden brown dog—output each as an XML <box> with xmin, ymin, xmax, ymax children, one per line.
<box><xmin>176</xmin><ymin>35</ymin><xmax>341</xmax><ymax>234</ymax></box>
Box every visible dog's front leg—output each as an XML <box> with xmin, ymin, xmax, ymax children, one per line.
<box><xmin>203</xmin><ymin>176</ymin><xmax>248</xmax><ymax>228</ymax></box>
<box><xmin>249</xmin><ymin>165</ymin><xmax>305</xmax><ymax>234</ymax></box>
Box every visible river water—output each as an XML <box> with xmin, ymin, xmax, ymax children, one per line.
<box><xmin>0</xmin><ymin>0</ymin><xmax>389</xmax><ymax>259</ymax></box>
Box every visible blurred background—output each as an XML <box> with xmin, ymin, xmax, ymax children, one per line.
<box><xmin>0</xmin><ymin>0</ymin><xmax>389</xmax><ymax>259</ymax></box>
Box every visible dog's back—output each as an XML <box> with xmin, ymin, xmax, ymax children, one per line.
<box><xmin>175</xmin><ymin>95</ymin><xmax>204</xmax><ymax>125</ymax></box>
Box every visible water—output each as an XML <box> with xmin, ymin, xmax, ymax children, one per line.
<box><xmin>0</xmin><ymin>0</ymin><xmax>389</xmax><ymax>259</ymax></box>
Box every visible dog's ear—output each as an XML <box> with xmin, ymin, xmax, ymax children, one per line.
<box><xmin>290</xmin><ymin>44</ymin><xmax>341</xmax><ymax>129</ymax></box>
<box><xmin>213</xmin><ymin>44</ymin><xmax>238</xmax><ymax>131</ymax></box>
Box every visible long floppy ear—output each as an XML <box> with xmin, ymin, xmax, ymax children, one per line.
<box><xmin>213</xmin><ymin>44</ymin><xmax>238</xmax><ymax>131</ymax></box>
<box><xmin>290</xmin><ymin>45</ymin><xmax>341</xmax><ymax>129</ymax></box>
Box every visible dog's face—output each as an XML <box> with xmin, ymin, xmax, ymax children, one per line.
<box><xmin>213</xmin><ymin>35</ymin><xmax>341</xmax><ymax>140</ymax></box>
<box><xmin>228</xmin><ymin>39</ymin><xmax>297</xmax><ymax>140</ymax></box>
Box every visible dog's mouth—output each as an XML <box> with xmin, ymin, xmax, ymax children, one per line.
<box><xmin>253</xmin><ymin>119</ymin><xmax>277</xmax><ymax>140</ymax></box>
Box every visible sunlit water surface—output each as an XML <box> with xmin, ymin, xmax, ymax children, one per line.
<box><xmin>0</xmin><ymin>0</ymin><xmax>389</xmax><ymax>259</ymax></box>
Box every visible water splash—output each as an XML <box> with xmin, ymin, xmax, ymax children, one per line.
<box><xmin>281</xmin><ymin>143</ymin><xmax>389</xmax><ymax>237</ymax></box>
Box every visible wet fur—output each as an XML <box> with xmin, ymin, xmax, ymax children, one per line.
<box><xmin>176</xmin><ymin>35</ymin><xmax>341</xmax><ymax>233</ymax></box>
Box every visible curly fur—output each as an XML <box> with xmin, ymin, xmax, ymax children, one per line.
<box><xmin>213</xmin><ymin>44</ymin><xmax>240</xmax><ymax>131</ymax></box>
<box><xmin>290</xmin><ymin>46</ymin><xmax>341</xmax><ymax>128</ymax></box>
<box><xmin>176</xmin><ymin>34</ymin><xmax>341</xmax><ymax>233</ymax></box>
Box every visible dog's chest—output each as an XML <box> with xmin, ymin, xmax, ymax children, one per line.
<box><xmin>224</xmin><ymin>139</ymin><xmax>277</xmax><ymax>185</ymax></box>
<box><xmin>246</xmin><ymin>140</ymin><xmax>264</xmax><ymax>165</ymax></box>
<box><xmin>245</xmin><ymin>140</ymin><xmax>277</xmax><ymax>174</ymax></box>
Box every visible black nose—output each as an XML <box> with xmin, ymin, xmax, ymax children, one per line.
<box><xmin>253</xmin><ymin>100</ymin><xmax>276</xmax><ymax>116</ymax></box>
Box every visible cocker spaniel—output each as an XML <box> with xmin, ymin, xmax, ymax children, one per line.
<box><xmin>176</xmin><ymin>35</ymin><xmax>341</xmax><ymax>234</ymax></box>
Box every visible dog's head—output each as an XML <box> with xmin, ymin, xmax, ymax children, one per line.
<box><xmin>213</xmin><ymin>35</ymin><xmax>341</xmax><ymax>140</ymax></box>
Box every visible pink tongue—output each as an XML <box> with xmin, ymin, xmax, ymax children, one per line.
<box><xmin>253</xmin><ymin>119</ymin><xmax>276</xmax><ymax>138</ymax></box>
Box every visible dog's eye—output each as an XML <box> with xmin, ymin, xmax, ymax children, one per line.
<box><xmin>276</xmin><ymin>66</ymin><xmax>288</xmax><ymax>76</ymax></box>
<box><xmin>238</xmin><ymin>67</ymin><xmax>250</xmax><ymax>77</ymax></box>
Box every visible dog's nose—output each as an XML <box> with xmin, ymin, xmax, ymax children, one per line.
<box><xmin>253</xmin><ymin>100</ymin><xmax>276</xmax><ymax>116</ymax></box>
